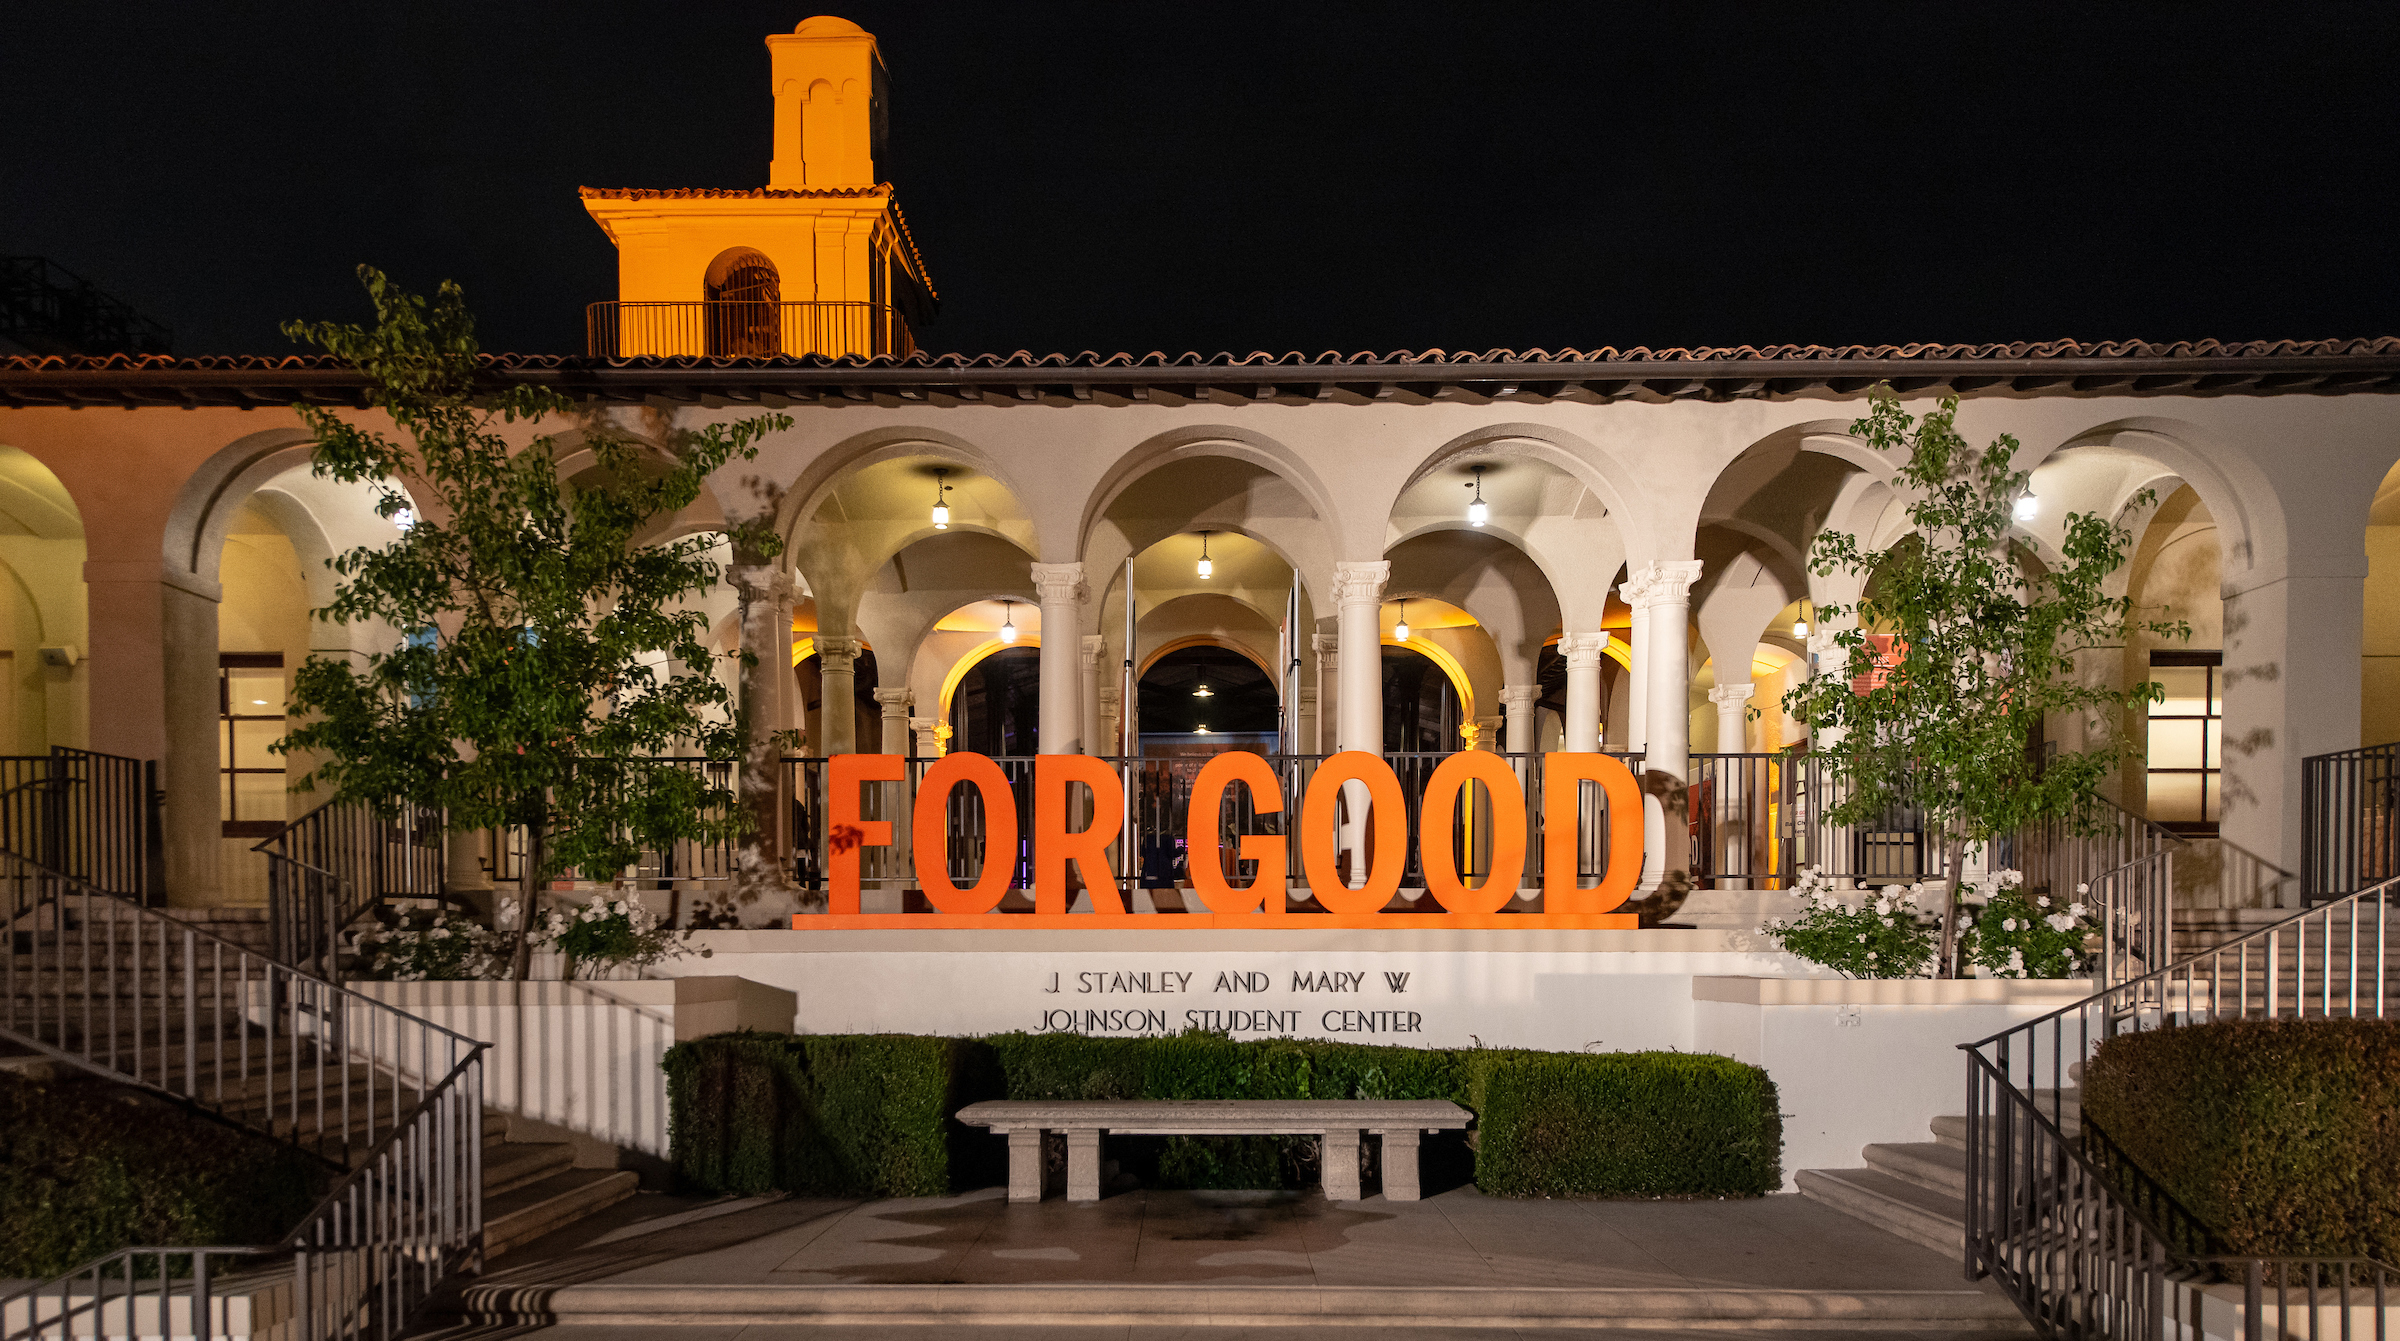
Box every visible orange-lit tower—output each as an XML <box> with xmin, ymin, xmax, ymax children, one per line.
<box><xmin>579</xmin><ymin>16</ymin><xmax>936</xmax><ymax>359</ymax></box>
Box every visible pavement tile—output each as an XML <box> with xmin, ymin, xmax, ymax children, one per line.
<box><xmin>765</xmin><ymin>1191</ymin><xmax>1004</xmax><ymax>1283</ymax></box>
<box><xmin>1574</xmin><ymin>1195</ymin><xmax>1969</xmax><ymax>1292</ymax></box>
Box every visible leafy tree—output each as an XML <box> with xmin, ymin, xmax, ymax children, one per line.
<box><xmin>1782</xmin><ymin>389</ymin><xmax>2185</xmax><ymax>975</ymax></box>
<box><xmin>281</xmin><ymin>268</ymin><xmax>790</xmax><ymax>976</ymax></box>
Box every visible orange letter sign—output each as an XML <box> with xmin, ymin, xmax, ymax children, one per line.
<box><xmin>912</xmin><ymin>752</ymin><xmax>1017</xmax><ymax>914</ymax></box>
<box><xmin>1185</xmin><ymin>751</ymin><xmax>1286</xmax><ymax>915</ymax></box>
<box><xmin>1419</xmin><ymin>750</ymin><xmax>1527</xmax><ymax>914</ymax></box>
<box><xmin>1542</xmin><ymin>752</ymin><xmax>1642</xmax><ymax>920</ymax></box>
<box><xmin>1300</xmin><ymin>751</ymin><xmax>1408</xmax><ymax>915</ymax></box>
<box><xmin>827</xmin><ymin>753</ymin><xmax>904</xmax><ymax>915</ymax></box>
<box><xmin>1033</xmin><ymin>754</ymin><xmax>1126</xmax><ymax>915</ymax></box>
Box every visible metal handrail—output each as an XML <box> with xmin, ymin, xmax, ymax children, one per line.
<box><xmin>1961</xmin><ymin>867</ymin><xmax>2399</xmax><ymax>1337</ymax></box>
<box><xmin>0</xmin><ymin>851</ymin><xmax>486</xmax><ymax>1340</ymax></box>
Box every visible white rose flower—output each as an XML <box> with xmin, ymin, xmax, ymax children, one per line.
<box><xmin>2036</xmin><ymin>895</ymin><xmax>2051</xmax><ymax>908</ymax></box>
<box><xmin>2067</xmin><ymin>902</ymin><xmax>2088</xmax><ymax>919</ymax></box>
<box><xmin>2002</xmin><ymin>918</ymin><xmax>2020</xmax><ymax>932</ymax></box>
<box><xmin>2076</xmin><ymin>882</ymin><xmax>2090</xmax><ymax>895</ymax></box>
<box><xmin>2045</xmin><ymin>913</ymin><xmax>2075</xmax><ymax>933</ymax></box>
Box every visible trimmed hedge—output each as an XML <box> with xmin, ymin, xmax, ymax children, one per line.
<box><xmin>663</xmin><ymin>1032</ymin><xmax>1000</xmax><ymax>1196</ymax></box>
<box><xmin>663</xmin><ymin>1030</ymin><xmax>1781</xmax><ymax>1200</ymax></box>
<box><xmin>0</xmin><ymin>1072</ymin><xmax>324</xmax><ymax>1278</ymax></box>
<box><xmin>1468</xmin><ymin>1049</ymin><xmax>1783</xmax><ymax>1198</ymax></box>
<box><xmin>2083</xmin><ymin>1018</ymin><xmax>2400</xmax><ymax>1261</ymax></box>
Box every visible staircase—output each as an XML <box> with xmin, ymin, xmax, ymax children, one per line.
<box><xmin>1799</xmin><ymin>1080</ymin><xmax>2081</xmax><ymax>1257</ymax></box>
<box><xmin>1</xmin><ymin>889</ymin><xmax>638</xmax><ymax>1264</ymax></box>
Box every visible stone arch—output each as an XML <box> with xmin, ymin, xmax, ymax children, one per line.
<box><xmin>1077</xmin><ymin>425</ymin><xmax>1341</xmax><ymax>565</ymax></box>
<box><xmin>775</xmin><ymin>426</ymin><xmax>1035</xmax><ymax>556</ymax></box>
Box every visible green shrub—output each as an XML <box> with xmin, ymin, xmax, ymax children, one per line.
<box><xmin>0</xmin><ymin>1073</ymin><xmax>324</xmax><ymax>1278</ymax></box>
<box><xmin>668</xmin><ymin>1030</ymin><xmax>1780</xmax><ymax>1201</ymax></box>
<box><xmin>2082</xmin><ymin>1019</ymin><xmax>2400</xmax><ymax>1261</ymax></box>
<box><xmin>1467</xmin><ymin>1049</ymin><xmax>1782</xmax><ymax>1198</ymax></box>
<box><xmin>661</xmin><ymin>1031</ymin><xmax>999</xmax><ymax>1196</ymax></box>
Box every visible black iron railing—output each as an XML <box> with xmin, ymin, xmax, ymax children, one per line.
<box><xmin>1962</xmin><ymin>861</ymin><xmax>2398</xmax><ymax>1337</ymax></box>
<box><xmin>585</xmin><ymin>300</ymin><xmax>918</xmax><ymax>359</ymax></box>
<box><xmin>0</xmin><ymin>747</ymin><xmax>160</xmax><ymax>903</ymax></box>
<box><xmin>0</xmin><ymin>851</ymin><xmax>486</xmax><ymax>1341</ymax></box>
<box><xmin>258</xmin><ymin>798</ymin><xmax>446</xmax><ymax>982</ymax></box>
<box><xmin>2302</xmin><ymin>741</ymin><xmax>2400</xmax><ymax>904</ymax></box>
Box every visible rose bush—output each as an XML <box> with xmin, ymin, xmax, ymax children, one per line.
<box><xmin>1756</xmin><ymin>867</ymin><xmax>1941</xmax><ymax>978</ymax></box>
<box><xmin>1960</xmin><ymin>871</ymin><xmax>2096</xmax><ymax>979</ymax></box>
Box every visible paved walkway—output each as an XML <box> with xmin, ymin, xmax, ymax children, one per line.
<box><xmin>428</xmin><ymin>1186</ymin><xmax>2029</xmax><ymax>1336</ymax></box>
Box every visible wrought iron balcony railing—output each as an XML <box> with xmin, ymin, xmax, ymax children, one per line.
<box><xmin>585</xmin><ymin>300</ymin><xmax>918</xmax><ymax>359</ymax></box>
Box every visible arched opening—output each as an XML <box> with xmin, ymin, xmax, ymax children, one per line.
<box><xmin>0</xmin><ymin>444</ymin><xmax>87</xmax><ymax>759</ymax></box>
<box><xmin>1139</xmin><ymin>644</ymin><xmax>1276</xmax><ymax>753</ymax></box>
<box><xmin>704</xmin><ymin>247</ymin><xmax>781</xmax><ymax>356</ymax></box>
<box><xmin>1383</xmin><ymin>644</ymin><xmax>1464</xmax><ymax>754</ymax></box>
<box><xmin>947</xmin><ymin>645</ymin><xmax>1039</xmax><ymax>756</ymax></box>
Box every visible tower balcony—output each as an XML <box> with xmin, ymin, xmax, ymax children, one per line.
<box><xmin>584</xmin><ymin>300</ymin><xmax>918</xmax><ymax>360</ymax></box>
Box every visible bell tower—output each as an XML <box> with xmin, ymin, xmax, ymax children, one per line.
<box><xmin>578</xmin><ymin>15</ymin><xmax>934</xmax><ymax>358</ymax></box>
<box><xmin>767</xmin><ymin>16</ymin><xmax>888</xmax><ymax>189</ymax></box>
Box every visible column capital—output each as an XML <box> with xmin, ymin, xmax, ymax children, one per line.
<box><xmin>1029</xmin><ymin>562</ymin><xmax>1087</xmax><ymax>604</ymax></box>
<box><xmin>1098</xmin><ymin>686</ymin><xmax>1120</xmax><ymax>708</ymax></box>
<box><xmin>1558</xmin><ymin>631</ymin><xmax>1612</xmax><ymax>670</ymax></box>
<box><xmin>1080</xmin><ymin>634</ymin><xmax>1106</xmax><ymax>668</ymax></box>
<box><xmin>1311</xmin><ymin>631</ymin><xmax>1341</xmax><ymax>657</ymax></box>
<box><xmin>1625</xmin><ymin>559</ymin><xmax>1706</xmax><ymax>609</ymax></box>
<box><xmin>729</xmin><ymin>565</ymin><xmax>798</xmax><ymax>603</ymax></box>
<box><xmin>1709</xmin><ymin>682</ymin><xmax>1756</xmax><ymax>706</ymax></box>
<box><xmin>1498</xmin><ymin>684</ymin><xmax>1542</xmax><ymax>710</ymax></box>
<box><xmin>815</xmin><ymin>635</ymin><xmax>861</xmax><ymax>667</ymax></box>
<box><xmin>873</xmin><ymin>687</ymin><xmax>912</xmax><ymax>709</ymax></box>
<box><xmin>1330</xmin><ymin>561</ymin><xmax>1390</xmax><ymax>608</ymax></box>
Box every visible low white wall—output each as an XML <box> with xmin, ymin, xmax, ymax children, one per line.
<box><xmin>1693</xmin><ymin>976</ymin><xmax>2096</xmax><ymax>1189</ymax></box>
<box><xmin>348</xmin><ymin>976</ymin><xmax>795</xmax><ymax>1158</ymax></box>
<box><xmin>659</xmin><ymin>927</ymin><xmax>1803</xmax><ymax>1054</ymax></box>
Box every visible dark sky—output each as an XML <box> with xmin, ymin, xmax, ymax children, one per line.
<box><xmin>7</xmin><ymin>1</ymin><xmax>2397</xmax><ymax>358</ymax></box>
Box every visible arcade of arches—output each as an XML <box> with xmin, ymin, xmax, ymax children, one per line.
<box><xmin>3</xmin><ymin>368</ymin><xmax>2400</xmax><ymax>912</ymax></box>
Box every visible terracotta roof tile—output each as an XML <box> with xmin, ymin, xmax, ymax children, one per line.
<box><xmin>5</xmin><ymin>337</ymin><xmax>2398</xmax><ymax>407</ymax></box>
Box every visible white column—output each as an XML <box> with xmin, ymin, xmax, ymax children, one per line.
<box><xmin>1029</xmin><ymin>563</ymin><xmax>1087</xmax><ymax>754</ymax></box>
<box><xmin>1311</xmin><ymin>632</ymin><xmax>1339</xmax><ymax>754</ymax></box>
<box><xmin>876</xmin><ymin>689</ymin><xmax>914</xmax><ymax>754</ymax></box>
<box><xmin>1098</xmin><ymin>687</ymin><xmax>1120</xmax><ymax>757</ymax></box>
<box><xmin>1618</xmin><ymin>579</ymin><xmax>1654</xmax><ymax>753</ymax></box>
<box><xmin>910</xmin><ymin>715</ymin><xmax>943</xmax><ymax>759</ymax></box>
<box><xmin>733</xmin><ymin>564</ymin><xmax>795</xmax><ymax>893</ymax></box>
<box><xmin>1559</xmin><ymin>632</ymin><xmax>1609</xmax><ymax>752</ymax></box>
<box><xmin>1632</xmin><ymin>561</ymin><xmax>1705</xmax><ymax>781</ymax></box>
<box><xmin>816</xmin><ymin>636</ymin><xmax>860</xmax><ymax>756</ymax></box>
<box><xmin>1332</xmin><ymin>562</ymin><xmax>1389</xmax><ymax>754</ymax></box>
<box><xmin>875</xmin><ymin>688</ymin><xmax>912</xmax><ymax>883</ymax></box>
<box><xmin>160</xmin><ymin>579</ymin><xmax>223</xmax><ymax>905</ymax></box>
<box><xmin>1080</xmin><ymin>635</ymin><xmax>1106</xmax><ymax>757</ymax></box>
<box><xmin>1498</xmin><ymin>684</ymin><xmax>1540</xmax><ymax>756</ymax></box>
<box><xmin>1710</xmin><ymin>681</ymin><xmax>1755</xmax><ymax>754</ymax></box>
<box><xmin>1296</xmin><ymin>684</ymin><xmax>1318</xmax><ymax>757</ymax></box>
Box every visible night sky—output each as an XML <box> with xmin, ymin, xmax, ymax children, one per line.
<box><xmin>7</xmin><ymin>1</ymin><xmax>2397</xmax><ymax>359</ymax></box>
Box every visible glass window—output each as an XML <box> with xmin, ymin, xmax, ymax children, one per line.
<box><xmin>221</xmin><ymin>654</ymin><xmax>287</xmax><ymax>837</ymax></box>
<box><xmin>2145</xmin><ymin>651</ymin><xmax>2221</xmax><ymax>835</ymax></box>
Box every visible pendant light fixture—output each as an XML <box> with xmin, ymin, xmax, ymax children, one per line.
<box><xmin>930</xmin><ymin>468</ymin><xmax>952</xmax><ymax>529</ymax></box>
<box><xmin>1196</xmin><ymin>531</ymin><xmax>1213</xmax><ymax>579</ymax></box>
<box><xmin>1465</xmin><ymin>465</ymin><xmax>1489</xmax><ymax>527</ymax></box>
<box><xmin>2013</xmin><ymin>487</ymin><xmax>2038</xmax><ymax>522</ymax></box>
<box><xmin>1192</xmin><ymin>681</ymin><xmax>1213</xmax><ymax>698</ymax></box>
<box><xmin>998</xmin><ymin>600</ymin><xmax>1018</xmax><ymax>644</ymax></box>
<box><xmin>1393</xmin><ymin>601</ymin><xmax>1411</xmax><ymax>642</ymax></box>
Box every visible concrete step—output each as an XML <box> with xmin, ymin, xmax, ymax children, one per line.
<box><xmin>458</xmin><ymin>1275</ymin><xmax>2033</xmax><ymax>1330</ymax></box>
<box><xmin>482</xmin><ymin>1169</ymin><xmax>638</xmax><ymax>1260</ymax></box>
<box><xmin>1862</xmin><ymin>1141</ymin><xmax>1966</xmax><ymax>1200</ymax></box>
<box><xmin>483</xmin><ymin>1140</ymin><xmax>575</xmax><ymax>1197</ymax></box>
<box><xmin>1795</xmin><ymin>1167</ymin><xmax>1965</xmax><ymax>1257</ymax></box>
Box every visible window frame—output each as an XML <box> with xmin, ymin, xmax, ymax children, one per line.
<box><xmin>220</xmin><ymin>652</ymin><xmax>287</xmax><ymax>838</ymax></box>
<box><xmin>2145</xmin><ymin>648</ymin><xmax>2221</xmax><ymax>836</ymax></box>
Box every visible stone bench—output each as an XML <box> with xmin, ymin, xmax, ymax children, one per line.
<box><xmin>955</xmin><ymin>1098</ymin><xmax>1471</xmax><ymax>1203</ymax></box>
